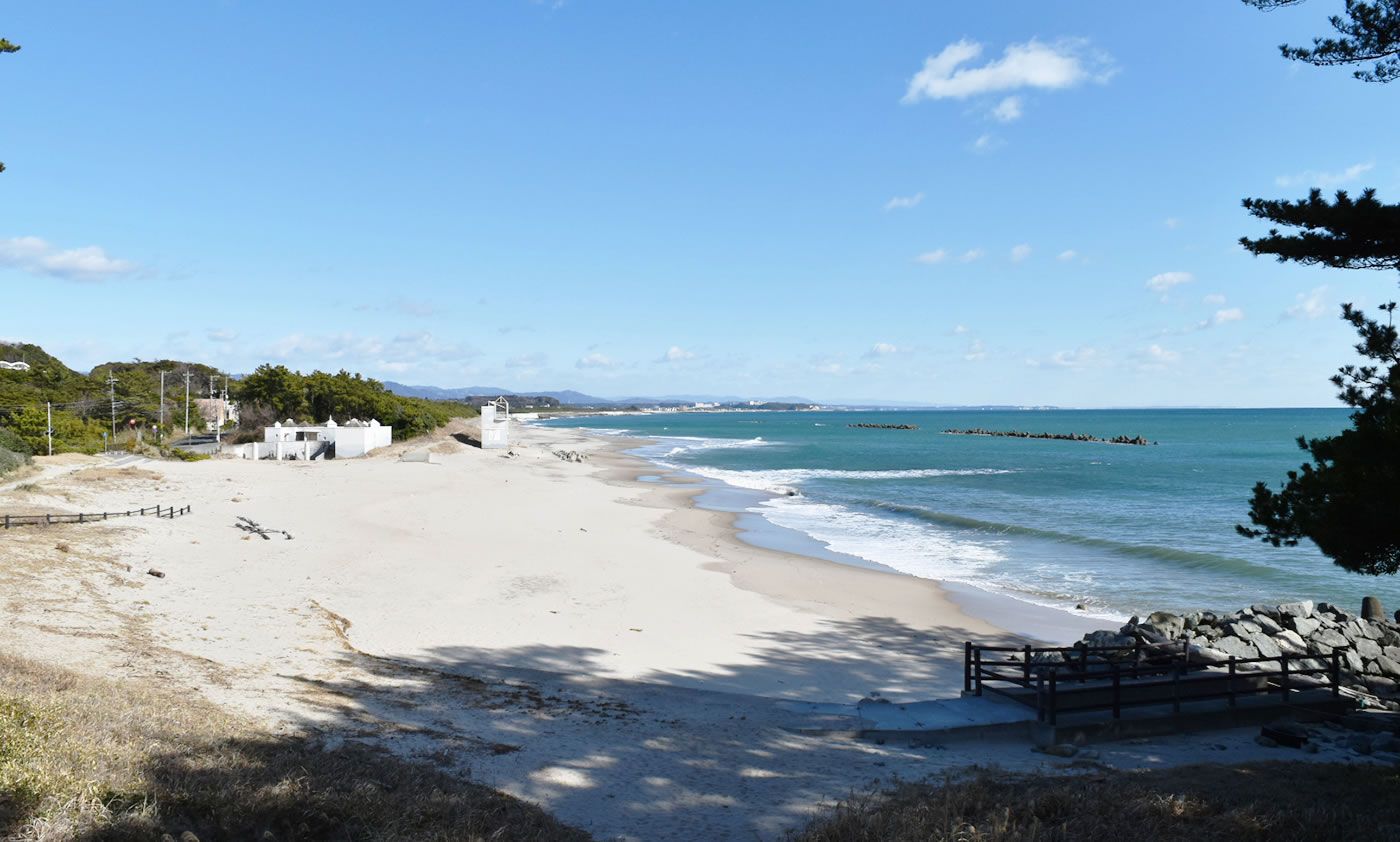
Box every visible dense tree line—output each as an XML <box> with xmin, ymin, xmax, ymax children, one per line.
<box><xmin>230</xmin><ymin>364</ymin><xmax>466</xmax><ymax>443</ymax></box>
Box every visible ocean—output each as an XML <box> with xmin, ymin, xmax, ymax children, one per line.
<box><xmin>536</xmin><ymin>408</ymin><xmax>1398</xmax><ymax>625</ymax></box>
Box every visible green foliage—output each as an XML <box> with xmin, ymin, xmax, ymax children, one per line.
<box><xmin>0</xmin><ymin>446</ymin><xmax>28</xmax><ymax>478</ymax></box>
<box><xmin>0</xmin><ymin>426</ymin><xmax>31</xmax><ymax>458</ymax></box>
<box><xmin>1244</xmin><ymin>0</ymin><xmax>1400</xmax><ymax>83</ymax></box>
<box><xmin>1240</xmin><ymin>188</ymin><xmax>1400</xmax><ymax>271</ymax></box>
<box><xmin>233</xmin><ymin>367</ymin><xmax>459</xmax><ymax>441</ymax></box>
<box><xmin>0</xmin><ymin>36</ymin><xmax>15</xmax><ymax>175</ymax></box>
<box><xmin>1239</xmin><ymin>303</ymin><xmax>1400</xmax><ymax>574</ymax></box>
<box><xmin>236</xmin><ymin>364</ymin><xmax>308</xmax><ymax>419</ymax></box>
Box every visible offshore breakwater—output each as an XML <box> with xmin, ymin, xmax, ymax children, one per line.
<box><xmin>943</xmin><ymin>428</ymin><xmax>1155</xmax><ymax>445</ymax></box>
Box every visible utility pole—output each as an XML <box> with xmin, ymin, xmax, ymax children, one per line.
<box><xmin>184</xmin><ymin>370</ymin><xmax>192</xmax><ymax>437</ymax></box>
<box><xmin>106</xmin><ymin>369</ymin><xmax>118</xmax><ymax>440</ymax></box>
<box><xmin>46</xmin><ymin>402</ymin><xmax>52</xmax><ymax>457</ymax></box>
<box><xmin>159</xmin><ymin>371</ymin><xmax>166</xmax><ymax>432</ymax></box>
<box><xmin>210</xmin><ymin>375</ymin><xmax>220</xmax><ymax>447</ymax></box>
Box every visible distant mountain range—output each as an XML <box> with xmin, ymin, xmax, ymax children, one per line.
<box><xmin>381</xmin><ymin>382</ymin><xmax>823</xmax><ymax>408</ymax></box>
<box><xmin>382</xmin><ymin>382</ymin><xmax>626</xmax><ymax>406</ymax></box>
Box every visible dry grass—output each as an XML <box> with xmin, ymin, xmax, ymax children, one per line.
<box><xmin>0</xmin><ymin>651</ymin><xmax>593</xmax><ymax>841</ymax></box>
<box><xmin>69</xmin><ymin>467</ymin><xmax>164</xmax><ymax>484</ymax></box>
<box><xmin>789</xmin><ymin>761</ymin><xmax>1400</xmax><ymax>842</ymax></box>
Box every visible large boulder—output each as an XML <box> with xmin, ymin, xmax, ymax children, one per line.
<box><xmin>1253</xmin><ymin>614</ymin><xmax>1284</xmax><ymax>635</ymax></box>
<box><xmin>1274</xmin><ymin>629</ymin><xmax>1309</xmax><ymax>656</ymax></box>
<box><xmin>1289</xmin><ymin>615</ymin><xmax>1321</xmax><ymax>638</ymax></box>
<box><xmin>1251</xmin><ymin>633</ymin><xmax>1284</xmax><ymax>660</ymax></box>
<box><xmin>1251</xmin><ymin>603</ymin><xmax>1283</xmax><ymax>621</ymax></box>
<box><xmin>1311</xmin><ymin>628</ymin><xmax>1350</xmax><ymax>652</ymax></box>
<box><xmin>1213</xmin><ymin>636</ymin><xmax>1258</xmax><ymax>660</ymax></box>
<box><xmin>1371</xmin><ymin>654</ymin><xmax>1400</xmax><ymax>679</ymax></box>
<box><xmin>1278</xmin><ymin>600</ymin><xmax>1315</xmax><ymax>619</ymax></box>
<box><xmin>1144</xmin><ymin>611</ymin><xmax>1186</xmax><ymax>640</ymax></box>
<box><xmin>1355</xmin><ymin>637</ymin><xmax>1384</xmax><ymax>661</ymax></box>
<box><xmin>1362</xmin><ymin>596</ymin><xmax>1385</xmax><ymax>622</ymax></box>
<box><xmin>1224</xmin><ymin>619</ymin><xmax>1263</xmax><ymax>638</ymax></box>
<box><xmin>1082</xmin><ymin>630</ymin><xmax>1135</xmax><ymax>650</ymax></box>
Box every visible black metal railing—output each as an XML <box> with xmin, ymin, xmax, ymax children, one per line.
<box><xmin>965</xmin><ymin>640</ymin><xmax>1342</xmax><ymax>725</ymax></box>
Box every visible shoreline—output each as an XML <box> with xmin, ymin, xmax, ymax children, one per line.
<box><xmin>566</xmin><ymin>423</ymin><xmax>1110</xmax><ymax>647</ymax></box>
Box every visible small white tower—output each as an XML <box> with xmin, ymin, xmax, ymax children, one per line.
<box><xmin>480</xmin><ymin>396</ymin><xmax>511</xmax><ymax>449</ymax></box>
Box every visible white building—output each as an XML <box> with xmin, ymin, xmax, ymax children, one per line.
<box><xmin>237</xmin><ymin>417</ymin><xmax>392</xmax><ymax>460</ymax></box>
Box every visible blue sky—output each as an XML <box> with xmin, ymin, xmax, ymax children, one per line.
<box><xmin>2</xmin><ymin>1</ymin><xmax>1397</xmax><ymax>406</ymax></box>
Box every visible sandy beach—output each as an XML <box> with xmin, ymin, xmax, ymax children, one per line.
<box><xmin>0</xmin><ymin>419</ymin><xmax>1380</xmax><ymax>841</ymax></box>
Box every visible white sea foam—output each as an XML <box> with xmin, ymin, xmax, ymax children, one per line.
<box><xmin>652</xmin><ymin>436</ymin><xmax>775</xmax><ymax>458</ymax></box>
<box><xmin>752</xmin><ymin>496</ymin><xmax>1006</xmax><ymax>581</ymax></box>
<box><xmin>671</xmin><ymin>465</ymin><xmax>1013</xmax><ymax>495</ymax></box>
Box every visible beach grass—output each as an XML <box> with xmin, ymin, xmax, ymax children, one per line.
<box><xmin>0</xmin><ymin>650</ymin><xmax>592</xmax><ymax>841</ymax></box>
<box><xmin>789</xmin><ymin>760</ymin><xmax>1400</xmax><ymax>841</ymax></box>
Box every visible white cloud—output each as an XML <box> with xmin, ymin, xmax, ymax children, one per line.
<box><xmin>870</xmin><ymin>342</ymin><xmax>899</xmax><ymax>355</ymax></box>
<box><xmin>915</xmin><ymin>249</ymin><xmax>949</xmax><ymax>264</ymax></box>
<box><xmin>972</xmin><ymin>133</ymin><xmax>1001</xmax><ymax>151</ymax></box>
<box><xmin>953</xmin><ymin>324</ymin><xmax>971</xmax><ymax>334</ymax></box>
<box><xmin>992</xmin><ymin>95</ymin><xmax>1023</xmax><ymax>122</ymax></box>
<box><xmin>662</xmin><ymin>345</ymin><xmax>696</xmax><ymax>361</ymax></box>
<box><xmin>1010</xmin><ymin>243</ymin><xmax>1032</xmax><ymax>263</ymax></box>
<box><xmin>264</xmin><ymin>330</ymin><xmax>479</xmax><ymax>367</ymax></box>
<box><xmin>1057</xmin><ymin>249</ymin><xmax>1078</xmax><ymax>261</ymax></box>
<box><xmin>1203</xmin><ymin>294</ymin><xmax>1227</xmax><ymax>305</ymax></box>
<box><xmin>902</xmin><ymin>38</ymin><xmax>1114</xmax><ymax>103</ymax></box>
<box><xmin>964</xmin><ymin>339</ymin><xmax>986</xmax><ymax>361</ymax></box>
<box><xmin>0</xmin><ymin>236</ymin><xmax>48</xmax><ymax>262</ymax></box>
<box><xmin>1213</xmin><ymin>307</ymin><xmax>1244</xmax><ymax>325</ymax></box>
<box><xmin>884</xmin><ymin>192</ymin><xmax>924</xmax><ymax>211</ymax></box>
<box><xmin>576</xmin><ymin>353</ymin><xmax>616</xmax><ymax>369</ymax></box>
<box><xmin>959</xmin><ymin>248</ymin><xmax>985</xmax><ymax>263</ymax></box>
<box><xmin>1146</xmin><ymin>344</ymin><xmax>1181</xmax><ymax>364</ymax></box>
<box><xmin>815</xmin><ymin>362</ymin><xmax>844</xmax><ymax>375</ymax></box>
<box><xmin>1146</xmin><ymin>271</ymin><xmax>1194</xmax><ymax>299</ymax></box>
<box><xmin>0</xmin><ymin>236</ymin><xmax>141</xmax><ymax>282</ymax></box>
<box><xmin>1275</xmin><ymin>162</ymin><xmax>1374</xmax><ymax>189</ymax></box>
<box><xmin>1286</xmin><ymin>285</ymin><xmax>1330</xmax><ymax>320</ymax></box>
<box><xmin>207</xmin><ymin>328</ymin><xmax>238</xmax><ymax>343</ymax></box>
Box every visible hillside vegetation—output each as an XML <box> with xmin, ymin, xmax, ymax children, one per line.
<box><xmin>0</xmin><ymin>343</ymin><xmax>468</xmax><ymax>454</ymax></box>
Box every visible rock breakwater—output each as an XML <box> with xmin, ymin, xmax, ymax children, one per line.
<box><xmin>848</xmin><ymin>423</ymin><xmax>919</xmax><ymax>430</ymax></box>
<box><xmin>943</xmin><ymin>428</ymin><xmax>1154</xmax><ymax>445</ymax></box>
<box><xmin>1077</xmin><ymin>599</ymin><xmax>1400</xmax><ymax>708</ymax></box>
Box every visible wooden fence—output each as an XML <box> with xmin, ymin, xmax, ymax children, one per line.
<box><xmin>2</xmin><ymin>505</ymin><xmax>192</xmax><ymax>528</ymax></box>
<box><xmin>965</xmin><ymin>640</ymin><xmax>1342</xmax><ymax>725</ymax></box>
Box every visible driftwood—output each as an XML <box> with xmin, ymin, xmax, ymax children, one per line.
<box><xmin>235</xmin><ymin>515</ymin><xmax>293</xmax><ymax>541</ymax></box>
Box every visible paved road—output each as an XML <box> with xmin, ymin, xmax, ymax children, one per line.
<box><xmin>169</xmin><ymin>433</ymin><xmax>226</xmax><ymax>455</ymax></box>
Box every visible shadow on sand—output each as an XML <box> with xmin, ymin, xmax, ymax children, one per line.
<box><xmin>125</xmin><ymin>615</ymin><xmax>1040</xmax><ymax>840</ymax></box>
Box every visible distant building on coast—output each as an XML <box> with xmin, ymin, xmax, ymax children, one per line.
<box><xmin>194</xmin><ymin>397</ymin><xmax>238</xmax><ymax>431</ymax></box>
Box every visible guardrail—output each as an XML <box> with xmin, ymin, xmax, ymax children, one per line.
<box><xmin>965</xmin><ymin>640</ymin><xmax>1342</xmax><ymax>725</ymax></box>
<box><xmin>2</xmin><ymin>505</ymin><xmax>192</xmax><ymax>528</ymax></box>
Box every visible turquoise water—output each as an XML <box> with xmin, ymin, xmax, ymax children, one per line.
<box><xmin>538</xmin><ymin>409</ymin><xmax>1398</xmax><ymax>622</ymax></box>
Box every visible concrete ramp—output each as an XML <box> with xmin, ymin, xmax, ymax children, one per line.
<box><xmin>398</xmin><ymin>450</ymin><xmax>439</xmax><ymax>464</ymax></box>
